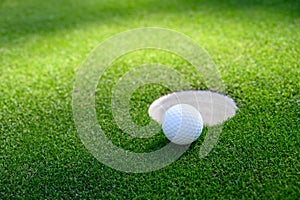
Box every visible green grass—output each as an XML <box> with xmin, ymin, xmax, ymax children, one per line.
<box><xmin>1</xmin><ymin>0</ymin><xmax>299</xmax><ymax>199</ymax></box>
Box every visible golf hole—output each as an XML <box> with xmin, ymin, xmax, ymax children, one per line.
<box><xmin>148</xmin><ymin>90</ymin><xmax>238</xmax><ymax>126</ymax></box>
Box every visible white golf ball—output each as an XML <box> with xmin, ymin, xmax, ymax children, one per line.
<box><xmin>162</xmin><ymin>104</ymin><xmax>203</xmax><ymax>145</ymax></box>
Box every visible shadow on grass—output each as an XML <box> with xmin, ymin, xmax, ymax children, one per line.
<box><xmin>0</xmin><ymin>0</ymin><xmax>299</xmax><ymax>47</ymax></box>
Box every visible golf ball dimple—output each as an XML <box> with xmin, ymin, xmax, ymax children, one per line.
<box><xmin>162</xmin><ymin>104</ymin><xmax>203</xmax><ymax>145</ymax></box>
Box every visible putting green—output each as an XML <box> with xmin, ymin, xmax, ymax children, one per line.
<box><xmin>0</xmin><ymin>0</ymin><xmax>299</xmax><ymax>199</ymax></box>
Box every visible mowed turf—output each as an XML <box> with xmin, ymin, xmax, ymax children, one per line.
<box><xmin>0</xmin><ymin>0</ymin><xmax>299</xmax><ymax>199</ymax></box>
